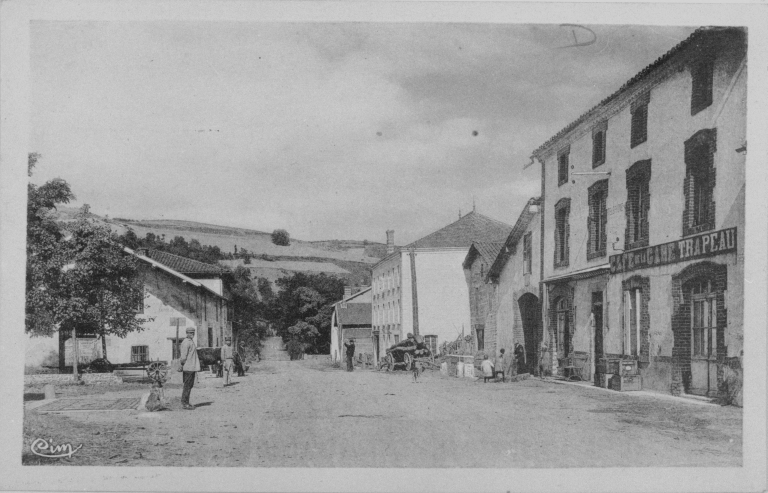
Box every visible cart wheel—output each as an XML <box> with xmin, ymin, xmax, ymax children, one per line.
<box><xmin>403</xmin><ymin>353</ymin><xmax>413</xmax><ymax>371</ymax></box>
<box><xmin>146</xmin><ymin>361</ymin><xmax>169</xmax><ymax>382</ymax></box>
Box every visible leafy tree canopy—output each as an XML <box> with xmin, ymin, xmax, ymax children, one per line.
<box><xmin>271</xmin><ymin>229</ymin><xmax>290</xmax><ymax>246</ymax></box>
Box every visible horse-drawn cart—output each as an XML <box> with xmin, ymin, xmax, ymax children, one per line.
<box><xmin>379</xmin><ymin>335</ymin><xmax>439</xmax><ymax>371</ymax></box>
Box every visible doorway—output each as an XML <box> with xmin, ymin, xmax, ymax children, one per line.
<box><xmin>556</xmin><ymin>297</ymin><xmax>570</xmax><ymax>358</ymax></box>
<box><xmin>518</xmin><ymin>293</ymin><xmax>540</xmax><ymax>374</ymax></box>
<box><xmin>686</xmin><ymin>277</ymin><xmax>719</xmax><ymax>396</ymax></box>
<box><xmin>591</xmin><ymin>291</ymin><xmax>604</xmax><ymax>384</ymax></box>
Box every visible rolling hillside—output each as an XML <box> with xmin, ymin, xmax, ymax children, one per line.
<box><xmin>55</xmin><ymin>206</ymin><xmax>386</xmax><ymax>286</ymax></box>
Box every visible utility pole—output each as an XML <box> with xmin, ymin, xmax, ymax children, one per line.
<box><xmin>409</xmin><ymin>248</ymin><xmax>419</xmax><ymax>336</ymax></box>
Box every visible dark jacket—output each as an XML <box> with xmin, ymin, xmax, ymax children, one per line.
<box><xmin>344</xmin><ymin>342</ymin><xmax>356</xmax><ymax>358</ymax></box>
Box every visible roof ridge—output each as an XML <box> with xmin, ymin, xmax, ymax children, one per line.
<box><xmin>531</xmin><ymin>27</ymin><xmax>742</xmax><ymax>157</ymax></box>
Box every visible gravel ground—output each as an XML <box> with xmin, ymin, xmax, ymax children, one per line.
<box><xmin>22</xmin><ymin>360</ymin><xmax>742</xmax><ymax>467</ymax></box>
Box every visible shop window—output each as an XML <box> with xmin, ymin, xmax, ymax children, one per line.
<box><xmin>557</xmin><ymin>146</ymin><xmax>570</xmax><ymax>186</ymax></box>
<box><xmin>554</xmin><ymin>198</ymin><xmax>571</xmax><ymax>268</ymax></box>
<box><xmin>683</xmin><ymin>129</ymin><xmax>717</xmax><ymax>236</ymax></box>
<box><xmin>691</xmin><ymin>60</ymin><xmax>714</xmax><ymax>116</ymax></box>
<box><xmin>587</xmin><ymin>180</ymin><xmax>608</xmax><ymax>260</ymax></box>
<box><xmin>592</xmin><ymin>121</ymin><xmax>607</xmax><ymax>167</ymax></box>
<box><xmin>523</xmin><ymin>232</ymin><xmax>532</xmax><ymax>275</ymax></box>
<box><xmin>690</xmin><ymin>279</ymin><xmax>716</xmax><ymax>358</ymax></box>
<box><xmin>630</xmin><ymin>92</ymin><xmax>650</xmax><ymax>148</ymax></box>
<box><xmin>131</xmin><ymin>345</ymin><xmax>149</xmax><ymax>363</ymax></box>
<box><xmin>625</xmin><ymin>160</ymin><xmax>652</xmax><ymax>250</ymax></box>
<box><xmin>556</xmin><ymin>297</ymin><xmax>570</xmax><ymax>357</ymax></box>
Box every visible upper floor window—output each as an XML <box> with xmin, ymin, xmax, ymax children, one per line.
<box><xmin>691</xmin><ymin>59</ymin><xmax>714</xmax><ymax>116</ymax></box>
<box><xmin>554</xmin><ymin>198</ymin><xmax>571</xmax><ymax>268</ymax></box>
<box><xmin>557</xmin><ymin>146</ymin><xmax>570</xmax><ymax>186</ymax></box>
<box><xmin>630</xmin><ymin>92</ymin><xmax>650</xmax><ymax>148</ymax></box>
<box><xmin>625</xmin><ymin>160</ymin><xmax>652</xmax><ymax>250</ymax></box>
<box><xmin>592</xmin><ymin>121</ymin><xmax>607</xmax><ymax>168</ymax></box>
<box><xmin>683</xmin><ymin>129</ymin><xmax>717</xmax><ymax>236</ymax></box>
<box><xmin>587</xmin><ymin>180</ymin><xmax>608</xmax><ymax>260</ymax></box>
<box><xmin>523</xmin><ymin>232</ymin><xmax>532</xmax><ymax>275</ymax></box>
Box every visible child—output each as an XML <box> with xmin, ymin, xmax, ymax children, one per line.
<box><xmin>481</xmin><ymin>355</ymin><xmax>495</xmax><ymax>383</ymax></box>
<box><xmin>412</xmin><ymin>361</ymin><xmax>422</xmax><ymax>383</ymax></box>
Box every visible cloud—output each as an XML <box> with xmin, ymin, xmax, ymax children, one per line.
<box><xmin>30</xmin><ymin>21</ymin><xmax>696</xmax><ymax>244</ymax></box>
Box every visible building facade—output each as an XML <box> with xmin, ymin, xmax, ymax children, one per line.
<box><xmin>330</xmin><ymin>286</ymin><xmax>373</xmax><ymax>363</ymax></box>
<box><xmin>372</xmin><ymin>212</ymin><xmax>512</xmax><ymax>359</ymax></box>
<box><xmin>26</xmin><ymin>248</ymin><xmax>234</xmax><ymax>369</ymax></box>
<box><xmin>531</xmin><ymin>27</ymin><xmax>746</xmax><ymax>396</ymax></box>
<box><xmin>463</xmin><ymin>242</ymin><xmax>505</xmax><ymax>356</ymax></box>
<box><xmin>486</xmin><ymin>197</ymin><xmax>542</xmax><ymax>373</ymax></box>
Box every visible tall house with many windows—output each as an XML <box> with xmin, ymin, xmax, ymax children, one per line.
<box><xmin>371</xmin><ymin>212</ymin><xmax>512</xmax><ymax>361</ymax></box>
<box><xmin>531</xmin><ymin>27</ymin><xmax>745</xmax><ymax>397</ymax></box>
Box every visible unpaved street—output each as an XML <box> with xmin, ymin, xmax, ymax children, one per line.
<box><xmin>24</xmin><ymin>360</ymin><xmax>742</xmax><ymax>468</ymax></box>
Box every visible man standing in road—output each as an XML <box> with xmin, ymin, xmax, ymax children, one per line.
<box><xmin>180</xmin><ymin>327</ymin><xmax>201</xmax><ymax>410</ymax></box>
<box><xmin>344</xmin><ymin>338</ymin><xmax>356</xmax><ymax>372</ymax></box>
<box><xmin>219</xmin><ymin>336</ymin><xmax>235</xmax><ymax>387</ymax></box>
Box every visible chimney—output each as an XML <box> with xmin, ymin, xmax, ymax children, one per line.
<box><xmin>344</xmin><ymin>286</ymin><xmax>352</xmax><ymax>299</ymax></box>
<box><xmin>386</xmin><ymin>230</ymin><xmax>395</xmax><ymax>254</ymax></box>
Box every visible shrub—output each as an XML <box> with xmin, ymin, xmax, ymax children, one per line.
<box><xmin>271</xmin><ymin>229</ymin><xmax>290</xmax><ymax>246</ymax></box>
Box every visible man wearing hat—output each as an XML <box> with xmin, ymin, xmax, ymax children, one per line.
<box><xmin>219</xmin><ymin>336</ymin><xmax>235</xmax><ymax>387</ymax></box>
<box><xmin>344</xmin><ymin>338</ymin><xmax>356</xmax><ymax>372</ymax></box>
<box><xmin>179</xmin><ymin>327</ymin><xmax>201</xmax><ymax>410</ymax></box>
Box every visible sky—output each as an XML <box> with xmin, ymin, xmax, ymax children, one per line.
<box><xmin>30</xmin><ymin>22</ymin><xmax>697</xmax><ymax>245</ymax></box>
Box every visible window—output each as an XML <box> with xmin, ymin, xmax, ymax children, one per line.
<box><xmin>625</xmin><ymin>160</ymin><xmax>652</xmax><ymax>249</ymax></box>
<box><xmin>623</xmin><ymin>288</ymin><xmax>642</xmax><ymax>356</ymax></box>
<box><xmin>394</xmin><ymin>334</ymin><xmax>400</xmax><ymax>344</ymax></box>
<box><xmin>523</xmin><ymin>232</ymin><xmax>532</xmax><ymax>275</ymax></box>
<box><xmin>690</xmin><ymin>279</ymin><xmax>716</xmax><ymax>358</ymax></box>
<box><xmin>557</xmin><ymin>146</ymin><xmax>570</xmax><ymax>186</ymax></box>
<box><xmin>554</xmin><ymin>198</ymin><xmax>571</xmax><ymax>268</ymax></box>
<box><xmin>630</xmin><ymin>92</ymin><xmax>650</xmax><ymax>148</ymax></box>
<box><xmin>475</xmin><ymin>325</ymin><xmax>485</xmax><ymax>351</ymax></box>
<box><xmin>131</xmin><ymin>345</ymin><xmax>149</xmax><ymax>363</ymax></box>
<box><xmin>691</xmin><ymin>60</ymin><xmax>714</xmax><ymax>116</ymax></box>
<box><xmin>683</xmin><ymin>129</ymin><xmax>717</xmax><ymax>236</ymax></box>
<box><xmin>587</xmin><ymin>180</ymin><xmax>608</xmax><ymax>259</ymax></box>
<box><xmin>592</xmin><ymin>121</ymin><xmax>607</xmax><ymax>167</ymax></box>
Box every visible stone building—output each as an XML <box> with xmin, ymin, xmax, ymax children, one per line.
<box><xmin>463</xmin><ymin>242</ymin><xmax>505</xmax><ymax>356</ymax></box>
<box><xmin>330</xmin><ymin>286</ymin><xmax>373</xmax><ymax>363</ymax></box>
<box><xmin>372</xmin><ymin>212</ymin><xmax>512</xmax><ymax>359</ymax></box>
<box><xmin>485</xmin><ymin>197</ymin><xmax>542</xmax><ymax>373</ymax></box>
<box><xmin>531</xmin><ymin>27</ymin><xmax>746</xmax><ymax>396</ymax></box>
<box><xmin>26</xmin><ymin>248</ymin><xmax>233</xmax><ymax>369</ymax></box>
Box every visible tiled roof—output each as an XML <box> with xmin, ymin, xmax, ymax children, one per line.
<box><xmin>147</xmin><ymin>250</ymin><xmax>225</xmax><ymax>275</ymax></box>
<box><xmin>487</xmin><ymin>198</ymin><xmax>542</xmax><ymax>281</ymax></box>
<box><xmin>463</xmin><ymin>242</ymin><xmax>505</xmax><ymax>269</ymax></box>
<box><xmin>337</xmin><ymin>303</ymin><xmax>372</xmax><ymax>326</ymax></box>
<box><xmin>531</xmin><ymin>27</ymin><xmax>744</xmax><ymax>158</ymax></box>
<box><xmin>406</xmin><ymin>211</ymin><xmax>513</xmax><ymax>250</ymax></box>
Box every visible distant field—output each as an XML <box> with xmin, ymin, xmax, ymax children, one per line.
<box><xmin>57</xmin><ymin>207</ymin><xmax>386</xmax><ymax>264</ymax></box>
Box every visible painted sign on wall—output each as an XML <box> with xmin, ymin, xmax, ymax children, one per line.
<box><xmin>609</xmin><ymin>227</ymin><xmax>737</xmax><ymax>274</ymax></box>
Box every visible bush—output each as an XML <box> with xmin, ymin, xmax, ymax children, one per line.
<box><xmin>271</xmin><ymin>229</ymin><xmax>290</xmax><ymax>246</ymax></box>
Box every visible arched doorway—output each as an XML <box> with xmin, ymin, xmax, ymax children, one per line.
<box><xmin>518</xmin><ymin>293</ymin><xmax>540</xmax><ymax>374</ymax></box>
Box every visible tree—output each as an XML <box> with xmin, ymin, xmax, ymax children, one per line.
<box><xmin>56</xmin><ymin>206</ymin><xmax>148</xmax><ymax>359</ymax></box>
<box><xmin>26</xmin><ymin>153</ymin><xmax>75</xmax><ymax>336</ymax></box>
<box><xmin>225</xmin><ymin>266</ymin><xmax>268</xmax><ymax>361</ymax></box>
<box><xmin>268</xmin><ymin>272</ymin><xmax>344</xmax><ymax>354</ymax></box>
<box><xmin>271</xmin><ymin>229</ymin><xmax>290</xmax><ymax>246</ymax></box>
<box><xmin>26</xmin><ymin>157</ymin><xmax>148</xmax><ymax>360</ymax></box>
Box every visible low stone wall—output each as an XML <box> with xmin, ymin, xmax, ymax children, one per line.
<box><xmin>24</xmin><ymin>373</ymin><xmax>123</xmax><ymax>386</ymax></box>
<box><xmin>302</xmin><ymin>354</ymin><xmax>330</xmax><ymax>360</ymax></box>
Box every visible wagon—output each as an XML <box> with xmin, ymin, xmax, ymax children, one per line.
<box><xmin>380</xmin><ymin>344</ymin><xmax>435</xmax><ymax>371</ymax></box>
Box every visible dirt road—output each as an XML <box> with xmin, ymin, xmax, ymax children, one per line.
<box><xmin>23</xmin><ymin>360</ymin><xmax>742</xmax><ymax>467</ymax></box>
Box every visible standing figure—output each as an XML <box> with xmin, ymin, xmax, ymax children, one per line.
<box><xmin>514</xmin><ymin>343</ymin><xmax>526</xmax><ymax>375</ymax></box>
<box><xmin>344</xmin><ymin>338</ymin><xmax>356</xmax><ymax>372</ymax></box>
<box><xmin>538</xmin><ymin>341</ymin><xmax>549</xmax><ymax>379</ymax></box>
<box><xmin>219</xmin><ymin>336</ymin><xmax>235</xmax><ymax>387</ymax></box>
<box><xmin>494</xmin><ymin>349</ymin><xmax>507</xmax><ymax>382</ymax></box>
<box><xmin>179</xmin><ymin>327</ymin><xmax>201</xmax><ymax>410</ymax></box>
